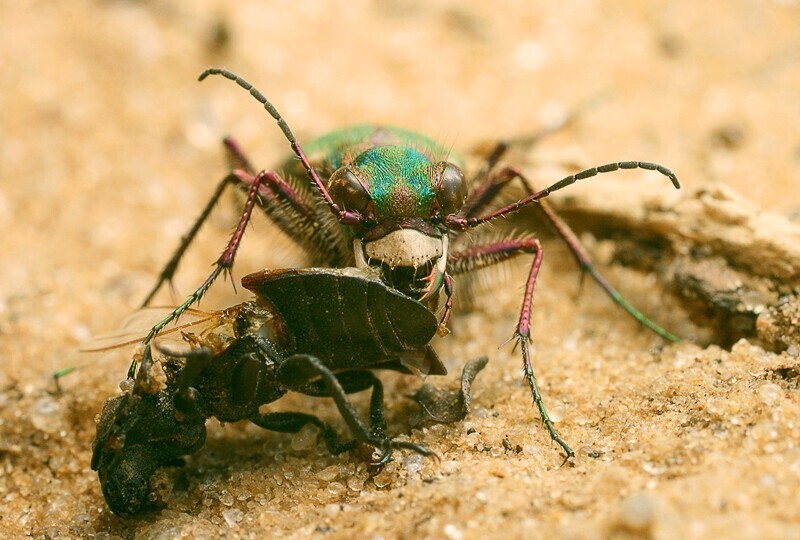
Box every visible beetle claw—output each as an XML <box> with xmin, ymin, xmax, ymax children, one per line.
<box><xmin>364</xmin><ymin>437</ymin><xmax>435</xmax><ymax>469</ymax></box>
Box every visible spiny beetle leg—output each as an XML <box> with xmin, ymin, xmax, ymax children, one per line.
<box><xmin>518</xmin><ymin>337</ymin><xmax>575</xmax><ymax>463</ymax></box>
<box><xmin>140</xmin><ymin>168</ymin><xmax>275</xmax><ymax>354</ymax></box>
<box><xmin>510</xmin><ymin>235</ymin><xmax>574</xmax><ymax>459</ymax></box>
<box><xmin>231</xmin><ymin>168</ymin><xmax>348</xmax><ymax>266</ymax></box>
<box><xmin>449</xmin><ymin>237</ymin><xmax>574</xmax><ymax>460</ymax></box>
<box><xmin>222</xmin><ymin>136</ymin><xmax>256</xmax><ymax>174</ymax></box>
<box><xmin>141</xmin><ymin>136</ymin><xmax>319</xmax><ymax>310</ymax></box>
<box><xmin>140</xmin><ymin>135</ymin><xmax>255</xmax><ymax>309</ymax></box>
<box><xmin>473</xmin><ymin>164</ymin><xmax>680</xmax><ymax>342</ymax></box>
<box><xmin>141</xmin><ymin>172</ymin><xmax>238</xmax><ymax>308</ymax></box>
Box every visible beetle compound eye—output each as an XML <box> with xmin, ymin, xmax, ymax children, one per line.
<box><xmin>328</xmin><ymin>168</ymin><xmax>371</xmax><ymax>213</ymax></box>
<box><xmin>434</xmin><ymin>162</ymin><xmax>468</xmax><ymax>215</ymax></box>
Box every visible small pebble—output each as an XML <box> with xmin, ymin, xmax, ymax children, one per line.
<box><xmin>756</xmin><ymin>382</ymin><xmax>782</xmax><ymax>405</ymax></box>
<box><xmin>223</xmin><ymin>508</ymin><xmax>243</xmax><ymax>527</ymax></box>
<box><xmin>443</xmin><ymin>523</ymin><xmax>464</xmax><ymax>540</ymax></box>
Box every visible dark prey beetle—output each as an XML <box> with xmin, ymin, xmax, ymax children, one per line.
<box><xmin>92</xmin><ymin>267</ymin><xmax>450</xmax><ymax>516</ymax></box>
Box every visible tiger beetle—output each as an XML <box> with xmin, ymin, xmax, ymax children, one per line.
<box><xmin>137</xmin><ymin>68</ymin><xmax>681</xmax><ymax>463</ymax></box>
<box><xmin>93</xmin><ymin>267</ymin><xmax>457</xmax><ymax>516</ymax></box>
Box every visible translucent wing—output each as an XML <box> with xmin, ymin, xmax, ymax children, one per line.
<box><xmin>80</xmin><ymin>307</ymin><xmax>223</xmax><ymax>353</ymax></box>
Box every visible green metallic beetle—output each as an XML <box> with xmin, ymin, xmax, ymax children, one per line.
<box><xmin>140</xmin><ymin>68</ymin><xmax>681</xmax><ymax>460</ymax></box>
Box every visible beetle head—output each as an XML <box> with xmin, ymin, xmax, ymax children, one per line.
<box><xmin>327</xmin><ymin>145</ymin><xmax>467</xmax><ymax>297</ymax></box>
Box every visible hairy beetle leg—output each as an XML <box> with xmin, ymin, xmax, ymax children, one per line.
<box><xmin>486</xmin><ymin>165</ymin><xmax>680</xmax><ymax>342</ymax></box>
<box><xmin>450</xmin><ymin>237</ymin><xmax>575</xmax><ymax>459</ymax></box>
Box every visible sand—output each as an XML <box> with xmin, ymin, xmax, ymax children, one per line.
<box><xmin>1</xmin><ymin>1</ymin><xmax>799</xmax><ymax>538</ymax></box>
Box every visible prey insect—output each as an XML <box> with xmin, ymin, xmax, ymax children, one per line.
<box><xmin>138</xmin><ymin>68</ymin><xmax>680</xmax><ymax>462</ymax></box>
<box><xmin>92</xmin><ymin>267</ymin><xmax>455</xmax><ymax>516</ymax></box>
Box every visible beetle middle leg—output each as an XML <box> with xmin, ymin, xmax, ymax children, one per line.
<box><xmin>460</xmin><ymin>157</ymin><xmax>679</xmax><ymax>342</ymax></box>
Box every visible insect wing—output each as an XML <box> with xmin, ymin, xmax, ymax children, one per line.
<box><xmin>80</xmin><ymin>307</ymin><xmax>222</xmax><ymax>353</ymax></box>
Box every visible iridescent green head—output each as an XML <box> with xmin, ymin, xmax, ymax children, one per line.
<box><xmin>327</xmin><ymin>145</ymin><xmax>467</xmax><ymax>224</ymax></box>
<box><xmin>352</xmin><ymin>146</ymin><xmax>436</xmax><ymax>218</ymax></box>
<box><xmin>326</xmin><ymin>139</ymin><xmax>467</xmax><ymax>296</ymax></box>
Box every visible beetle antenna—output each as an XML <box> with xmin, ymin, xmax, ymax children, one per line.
<box><xmin>199</xmin><ymin>68</ymin><xmax>297</xmax><ymax>144</ymax></box>
<box><xmin>198</xmin><ymin>68</ymin><xmax>363</xmax><ymax>225</ymax></box>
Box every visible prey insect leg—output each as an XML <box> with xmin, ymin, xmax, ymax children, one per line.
<box><xmin>297</xmin><ymin>370</ymin><xmax>389</xmax><ymax>441</ymax></box>
<box><xmin>277</xmin><ymin>355</ymin><xmax>434</xmax><ymax>461</ymax></box>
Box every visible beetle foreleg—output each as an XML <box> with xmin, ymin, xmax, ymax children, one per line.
<box><xmin>234</xmin><ymin>168</ymin><xmax>348</xmax><ymax>265</ymax></box>
<box><xmin>139</xmin><ymin>169</ymin><xmax>275</xmax><ymax>370</ymax></box>
<box><xmin>141</xmin><ymin>137</ymin><xmax>260</xmax><ymax>308</ymax></box>
<box><xmin>140</xmin><ymin>172</ymin><xmax>239</xmax><ymax>308</ymax></box>
<box><xmin>437</xmin><ymin>273</ymin><xmax>454</xmax><ymax>336</ymax></box>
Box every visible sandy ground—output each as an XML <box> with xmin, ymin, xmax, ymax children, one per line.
<box><xmin>2</xmin><ymin>1</ymin><xmax>800</xmax><ymax>538</ymax></box>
